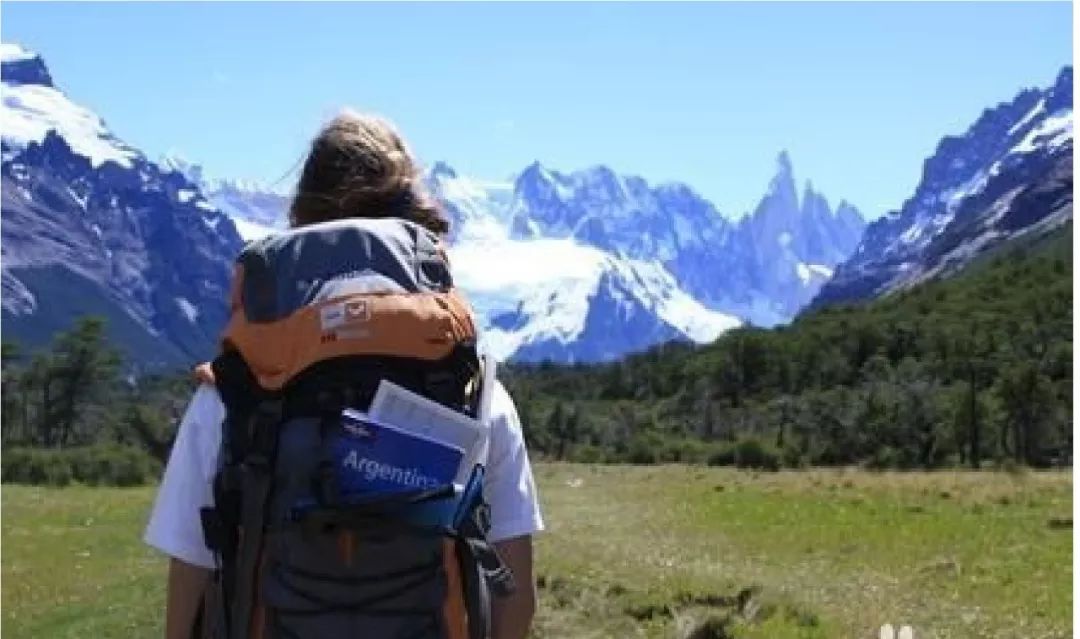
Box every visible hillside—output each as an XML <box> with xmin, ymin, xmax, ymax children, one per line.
<box><xmin>1</xmin><ymin>46</ymin><xmax>242</xmax><ymax>368</ymax></box>
<box><xmin>503</xmin><ymin>224</ymin><xmax>1073</xmax><ymax>469</ymax></box>
<box><xmin>815</xmin><ymin>66</ymin><xmax>1072</xmax><ymax>306</ymax></box>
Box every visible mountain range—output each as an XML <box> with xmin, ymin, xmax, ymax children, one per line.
<box><xmin>1</xmin><ymin>44</ymin><xmax>241</xmax><ymax>367</ymax></box>
<box><xmin>165</xmin><ymin>148</ymin><xmax>870</xmax><ymax>361</ymax></box>
<box><xmin>1</xmin><ymin>42</ymin><xmax>1070</xmax><ymax>367</ymax></box>
<box><xmin>815</xmin><ymin>67</ymin><xmax>1072</xmax><ymax>306</ymax></box>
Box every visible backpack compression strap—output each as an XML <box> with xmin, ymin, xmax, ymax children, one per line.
<box><xmin>227</xmin><ymin>399</ymin><xmax>281</xmax><ymax>639</ymax></box>
<box><xmin>200</xmin><ymin>351</ymin><xmax>282</xmax><ymax>639</ymax></box>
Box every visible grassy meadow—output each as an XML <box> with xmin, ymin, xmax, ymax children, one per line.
<box><xmin>2</xmin><ymin>464</ymin><xmax>1072</xmax><ymax>638</ymax></box>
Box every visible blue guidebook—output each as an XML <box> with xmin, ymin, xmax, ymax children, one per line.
<box><xmin>332</xmin><ymin>408</ymin><xmax>465</xmax><ymax>497</ymax></box>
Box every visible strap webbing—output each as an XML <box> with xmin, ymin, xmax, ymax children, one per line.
<box><xmin>228</xmin><ymin>400</ymin><xmax>282</xmax><ymax>639</ymax></box>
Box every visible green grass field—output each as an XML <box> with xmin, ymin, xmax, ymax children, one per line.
<box><xmin>2</xmin><ymin>464</ymin><xmax>1071</xmax><ymax>638</ymax></box>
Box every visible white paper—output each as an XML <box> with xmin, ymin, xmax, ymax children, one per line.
<box><xmin>474</xmin><ymin>353</ymin><xmax>497</xmax><ymax>470</ymax></box>
<box><xmin>368</xmin><ymin>379</ymin><xmax>484</xmax><ymax>460</ymax></box>
<box><xmin>478</xmin><ymin>353</ymin><xmax>497</xmax><ymax>427</ymax></box>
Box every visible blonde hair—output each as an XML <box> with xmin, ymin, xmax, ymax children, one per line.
<box><xmin>289</xmin><ymin>110</ymin><xmax>448</xmax><ymax>234</ymax></box>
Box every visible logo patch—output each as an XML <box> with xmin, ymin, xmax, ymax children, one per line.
<box><xmin>320</xmin><ymin>303</ymin><xmax>346</xmax><ymax>330</ymax></box>
<box><xmin>343</xmin><ymin>419</ymin><xmax>374</xmax><ymax>439</ymax></box>
<box><xmin>320</xmin><ymin>298</ymin><xmax>372</xmax><ymax>331</ymax></box>
<box><xmin>345</xmin><ymin>299</ymin><xmax>371</xmax><ymax>321</ymax></box>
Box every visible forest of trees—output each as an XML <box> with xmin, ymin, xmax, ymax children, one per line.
<box><xmin>1</xmin><ymin>227</ymin><xmax>1071</xmax><ymax>484</ymax></box>
<box><xmin>503</xmin><ymin>228</ymin><xmax>1073</xmax><ymax>470</ymax></box>
<box><xmin>1</xmin><ymin>317</ymin><xmax>189</xmax><ymax>485</ymax></box>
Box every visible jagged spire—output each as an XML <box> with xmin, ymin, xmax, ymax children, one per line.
<box><xmin>776</xmin><ymin>150</ymin><xmax>793</xmax><ymax>177</ymax></box>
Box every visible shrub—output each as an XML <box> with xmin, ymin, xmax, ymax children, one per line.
<box><xmin>2</xmin><ymin>448</ymin><xmax>36</xmax><ymax>484</ymax></box>
<box><xmin>706</xmin><ymin>443</ymin><xmax>735</xmax><ymax>467</ymax></box>
<box><xmin>2</xmin><ymin>445</ymin><xmax>160</xmax><ymax>487</ymax></box>
<box><xmin>43</xmin><ymin>454</ymin><xmax>74</xmax><ymax>486</ymax></box>
<box><xmin>662</xmin><ymin>438</ymin><xmax>713</xmax><ymax>464</ymax></box>
<box><xmin>569</xmin><ymin>444</ymin><xmax>609</xmax><ymax>464</ymax></box>
<box><xmin>3</xmin><ymin>448</ymin><xmax>71</xmax><ymax>486</ymax></box>
<box><xmin>732</xmin><ymin>437</ymin><xmax>781</xmax><ymax>471</ymax></box>
<box><xmin>999</xmin><ymin>458</ymin><xmax>1029</xmax><ymax>477</ymax></box>
<box><xmin>863</xmin><ymin>446</ymin><xmax>903</xmax><ymax>471</ymax></box>
<box><xmin>624</xmin><ymin>431</ymin><xmax>668</xmax><ymax>465</ymax></box>
<box><xmin>626</xmin><ymin>438</ymin><xmax>660</xmax><ymax>464</ymax></box>
<box><xmin>618</xmin><ymin>432</ymin><xmax>722</xmax><ymax>465</ymax></box>
<box><xmin>780</xmin><ymin>444</ymin><xmax>806</xmax><ymax>469</ymax></box>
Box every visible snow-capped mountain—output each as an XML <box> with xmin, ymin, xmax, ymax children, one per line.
<box><xmin>425</xmin><ymin>164</ymin><xmax>747</xmax><ymax>362</ymax></box>
<box><xmin>159</xmin><ymin>154</ymin><xmax>289</xmax><ymax>241</ymax></box>
<box><xmin>421</xmin><ymin>153</ymin><xmax>865</xmax><ymax>329</ymax></box>
<box><xmin>1</xmin><ymin>44</ymin><xmax>243</xmax><ymax>366</ymax></box>
<box><xmin>154</xmin><ymin>154</ymin><xmax>744</xmax><ymax>362</ymax></box>
<box><xmin>1</xmin><ymin>43</ymin><xmax>865</xmax><ymax>365</ymax></box>
<box><xmin>194</xmin><ymin>149</ymin><xmax>863</xmax><ymax>327</ymax></box>
<box><xmin>169</xmin><ymin>146</ymin><xmax>865</xmax><ymax>361</ymax></box>
<box><xmin>731</xmin><ymin>152</ymin><xmax>867</xmax><ymax>318</ymax></box>
<box><xmin>1</xmin><ymin>44</ymin><xmax>138</xmax><ymax>169</ymax></box>
<box><xmin>449</xmin><ymin>237</ymin><xmax>740</xmax><ymax>362</ymax></box>
<box><xmin>424</xmin><ymin>161</ymin><xmax>515</xmax><ymax>244</ymax></box>
<box><xmin>416</xmin><ymin>153</ymin><xmax>865</xmax><ymax>359</ymax></box>
<box><xmin>815</xmin><ymin>67</ymin><xmax>1073</xmax><ymax>306</ymax></box>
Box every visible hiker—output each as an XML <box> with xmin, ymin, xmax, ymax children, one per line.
<box><xmin>144</xmin><ymin>111</ymin><xmax>544</xmax><ymax>639</ymax></box>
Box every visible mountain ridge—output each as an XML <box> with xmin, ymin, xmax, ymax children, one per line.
<box><xmin>814</xmin><ymin>66</ymin><xmax>1072</xmax><ymax>307</ymax></box>
<box><xmin>1</xmin><ymin>45</ymin><xmax>243</xmax><ymax>367</ymax></box>
<box><xmin>1</xmin><ymin>42</ymin><xmax>866</xmax><ymax>365</ymax></box>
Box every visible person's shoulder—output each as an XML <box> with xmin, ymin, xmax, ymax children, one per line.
<box><xmin>490</xmin><ymin>379</ymin><xmax>517</xmax><ymax>417</ymax></box>
<box><xmin>488</xmin><ymin>380</ymin><xmax>524</xmax><ymax>431</ymax></box>
<box><xmin>187</xmin><ymin>383</ymin><xmax>227</xmax><ymax>423</ymax></box>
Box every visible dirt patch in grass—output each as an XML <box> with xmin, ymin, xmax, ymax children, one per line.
<box><xmin>536</xmin><ymin>572</ymin><xmax>827</xmax><ymax>639</ymax></box>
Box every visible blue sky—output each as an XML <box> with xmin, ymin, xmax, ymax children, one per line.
<box><xmin>2</xmin><ymin>2</ymin><xmax>1072</xmax><ymax>219</ymax></box>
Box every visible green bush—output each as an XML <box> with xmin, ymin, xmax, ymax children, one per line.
<box><xmin>706</xmin><ymin>443</ymin><xmax>736</xmax><ymax>467</ymax></box>
<box><xmin>625</xmin><ymin>431</ymin><xmax>665</xmax><ymax>465</ymax></box>
<box><xmin>863</xmin><ymin>446</ymin><xmax>903</xmax><ymax>471</ymax></box>
<box><xmin>661</xmin><ymin>438</ymin><xmax>714</xmax><ymax>464</ymax></box>
<box><xmin>732</xmin><ymin>437</ymin><xmax>781</xmax><ymax>471</ymax></box>
<box><xmin>999</xmin><ymin>458</ymin><xmax>1029</xmax><ymax>477</ymax></box>
<box><xmin>2</xmin><ymin>445</ymin><xmax>160</xmax><ymax>487</ymax></box>
<box><xmin>569</xmin><ymin>444</ymin><xmax>609</xmax><ymax>464</ymax></box>
<box><xmin>43</xmin><ymin>455</ymin><xmax>74</xmax><ymax>486</ymax></box>
<box><xmin>617</xmin><ymin>433</ymin><xmax>718</xmax><ymax>465</ymax></box>
<box><xmin>3</xmin><ymin>448</ymin><xmax>72</xmax><ymax>486</ymax></box>
<box><xmin>780</xmin><ymin>444</ymin><xmax>806</xmax><ymax>469</ymax></box>
<box><xmin>2</xmin><ymin>449</ymin><xmax>35</xmax><ymax>484</ymax></box>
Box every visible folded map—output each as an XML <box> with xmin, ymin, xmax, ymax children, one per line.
<box><xmin>333</xmin><ymin>409</ymin><xmax>464</xmax><ymax>496</ymax></box>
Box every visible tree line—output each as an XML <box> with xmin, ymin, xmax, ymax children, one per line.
<box><xmin>502</xmin><ymin>228</ymin><xmax>1073</xmax><ymax>470</ymax></box>
<box><xmin>1</xmin><ymin>227</ymin><xmax>1071</xmax><ymax>483</ymax></box>
<box><xmin>1</xmin><ymin>317</ymin><xmax>190</xmax><ymax>485</ymax></box>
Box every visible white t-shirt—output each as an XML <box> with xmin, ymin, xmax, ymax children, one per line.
<box><xmin>144</xmin><ymin>382</ymin><xmax>544</xmax><ymax>569</ymax></box>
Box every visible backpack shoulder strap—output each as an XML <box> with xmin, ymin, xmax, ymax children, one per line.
<box><xmin>201</xmin><ymin>349</ymin><xmax>282</xmax><ymax>639</ymax></box>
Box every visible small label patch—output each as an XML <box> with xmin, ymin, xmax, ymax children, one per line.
<box><xmin>320</xmin><ymin>303</ymin><xmax>346</xmax><ymax>330</ymax></box>
<box><xmin>342</xmin><ymin>419</ymin><xmax>374</xmax><ymax>439</ymax></box>
<box><xmin>345</xmin><ymin>299</ymin><xmax>371</xmax><ymax>321</ymax></box>
<box><xmin>320</xmin><ymin>299</ymin><xmax>372</xmax><ymax>331</ymax></box>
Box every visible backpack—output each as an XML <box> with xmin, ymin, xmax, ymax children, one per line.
<box><xmin>196</xmin><ymin>217</ymin><xmax>513</xmax><ymax>639</ymax></box>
